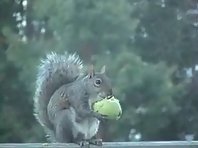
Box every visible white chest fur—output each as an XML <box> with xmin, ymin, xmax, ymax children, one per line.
<box><xmin>70</xmin><ymin>107</ymin><xmax>100</xmax><ymax>140</ymax></box>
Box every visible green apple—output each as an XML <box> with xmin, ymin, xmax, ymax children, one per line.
<box><xmin>92</xmin><ymin>96</ymin><xmax>122</xmax><ymax>120</ymax></box>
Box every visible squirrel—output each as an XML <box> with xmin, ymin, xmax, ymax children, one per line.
<box><xmin>33</xmin><ymin>52</ymin><xmax>113</xmax><ymax>147</ymax></box>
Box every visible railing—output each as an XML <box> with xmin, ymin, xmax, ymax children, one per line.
<box><xmin>0</xmin><ymin>141</ymin><xmax>197</xmax><ymax>148</ymax></box>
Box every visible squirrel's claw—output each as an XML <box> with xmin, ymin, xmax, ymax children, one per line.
<box><xmin>92</xmin><ymin>111</ymin><xmax>105</xmax><ymax>119</ymax></box>
<box><xmin>78</xmin><ymin>140</ymin><xmax>90</xmax><ymax>148</ymax></box>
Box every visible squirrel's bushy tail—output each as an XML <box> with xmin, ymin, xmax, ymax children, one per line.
<box><xmin>33</xmin><ymin>52</ymin><xmax>83</xmax><ymax>133</ymax></box>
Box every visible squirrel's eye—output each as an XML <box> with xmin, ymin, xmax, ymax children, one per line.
<box><xmin>94</xmin><ymin>79</ymin><xmax>102</xmax><ymax>86</ymax></box>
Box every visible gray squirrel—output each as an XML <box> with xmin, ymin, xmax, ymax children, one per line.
<box><xmin>33</xmin><ymin>52</ymin><xmax>113</xmax><ymax>147</ymax></box>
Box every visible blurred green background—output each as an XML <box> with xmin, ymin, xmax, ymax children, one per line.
<box><xmin>1</xmin><ymin>0</ymin><xmax>198</xmax><ymax>142</ymax></box>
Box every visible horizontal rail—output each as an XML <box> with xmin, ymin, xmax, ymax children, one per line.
<box><xmin>0</xmin><ymin>141</ymin><xmax>198</xmax><ymax>148</ymax></box>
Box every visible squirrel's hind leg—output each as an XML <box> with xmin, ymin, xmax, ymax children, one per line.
<box><xmin>88</xmin><ymin>135</ymin><xmax>103</xmax><ymax>147</ymax></box>
<box><xmin>74</xmin><ymin>133</ymin><xmax>90</xmax><ymax>148</ymax></box>
<box><xmin>54</xmin><ymin>110</ymin><xmax>73</xmax><ymax>143</ymax></box>
<box><xmin>89</xmin><ymin>138</ymin><xmax>102</xmax><ymax>146</ymax></box>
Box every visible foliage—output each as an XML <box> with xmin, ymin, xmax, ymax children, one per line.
<box><xmin>0</xmin><ymin>0</ymin><xmax>198</xmax><ymax>142</ymax></box>
<box><xmin>134</xmin><ymin>0</ymin><xmax>198</xmax><ymax>68</ymax></box>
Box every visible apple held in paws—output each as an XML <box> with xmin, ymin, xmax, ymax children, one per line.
<box><xmin>92</xmin><ymin>96</ymin><xmax>122</xmax><ymax>120</ymax></box>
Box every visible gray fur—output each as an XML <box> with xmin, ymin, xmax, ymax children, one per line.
<box><xmin>33</xmin><ymin>52</ymin><xmax>112</xmax><ymax>143</ymax></box>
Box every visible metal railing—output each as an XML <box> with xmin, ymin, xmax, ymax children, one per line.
<box><xmin>0</xmin><ymin>141</ymin><xmax>197</xmax><ymax>148</ymax></box>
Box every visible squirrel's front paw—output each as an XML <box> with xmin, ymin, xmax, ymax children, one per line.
<box><xmin>92</xmin><ymin>111</ymin><xmax>105</xmax><ymax>119</ymax></box>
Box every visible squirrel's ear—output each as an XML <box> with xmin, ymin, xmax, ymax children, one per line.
<box><xmin>100</xmin><ymin>65</ymin><xmax>106</xmax><ymax>74</ymax></box>
<box><xmin>88</xmin><ymin>65</ymin><xmax>95</xmax><ymax>78</ymax></box>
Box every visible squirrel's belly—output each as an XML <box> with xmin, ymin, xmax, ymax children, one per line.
<box><xmin>76</xmin><ymin>118</ymin><xmax>100</xmax><ymax>139</ymax></box>
<box><xmin>70</xmin><ymin>107</ymin><xmax>100</xmax><ymax>139</ymax></box>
